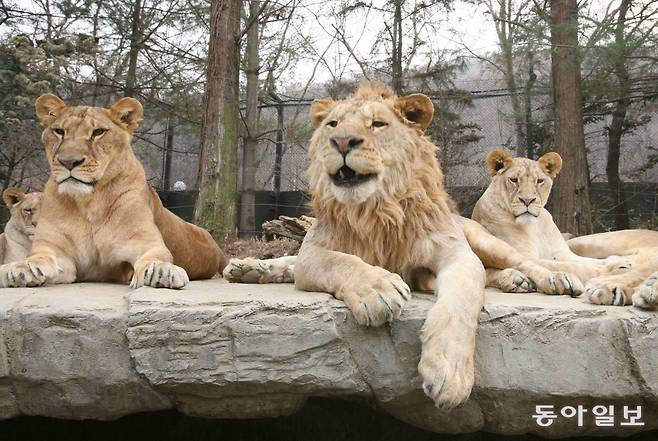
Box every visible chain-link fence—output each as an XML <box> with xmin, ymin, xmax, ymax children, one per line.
<box><xmin>60</xmin><ymin>87</ymin><xmax>658</xmax><ymax>233</ymax></box>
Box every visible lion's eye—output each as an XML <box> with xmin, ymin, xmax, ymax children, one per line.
<box><xmin>53</xmin><ymin>128</ymin><xmax>65</xmax><ymax>136</ymax></box>
<box><xmin>537</xmin><ymin>178</ymin><xmax>545</xmax><ymax>184</ymax></box>
<box><xmin>509</xmin><ymin>177</ymin><xmax>518</xmax><ymax>184</ymax></box>
<box><xmin>372</xmin><ymin>121</ymin><xmax>388</xmax><ymax>128</ymax></box>
<box><xmin>91</xmin><ymin>128</ymin><xmax>108</xmax><ymax>139</ymax></box>
<box><xmin>23</xmin><ymin>208</ymin><xmax>31</xmax><ymax>214</ymax></box>
<box><xmin>326</xmin><ymin>120</ymin><xmax>338</xmax><ymax>128</ymax></box>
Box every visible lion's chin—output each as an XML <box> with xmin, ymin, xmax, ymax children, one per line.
<box><xmin>330</xmin><ymin>179</ymin><xmax>378</xmax><ymax>204</ymax></box>
<box><xmin>58</xmin><ymin>179</ymin><xmax>94</xmax><ymax>196</ymax></box>
<box><xmin>514</xmin><ymin>212</ymin><xmax>538</xmax><ymax>225</ymax></box>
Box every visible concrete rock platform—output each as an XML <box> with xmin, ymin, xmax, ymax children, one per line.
<box><xmin>0</xmin><ymin>280</ymin><xmax>656</xmax><ymax>437</ymax></box>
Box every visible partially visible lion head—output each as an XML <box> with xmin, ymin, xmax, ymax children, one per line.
<box><xmin>3</xmin><ymin>187</ymin><xmax>42</xmax><ymax>238</ymax></box>
<box><xmin>35</xmin><ymin>94</ymin><xmax>143</xmax><ymax>197</ymax></box>
<box><xmin>308</xmin><ymin>83</ymin><xmax>437</xmax><ymax>205</ymax></box>
<box><xmin>485</xmin><ymin>149</ymin><xmax>562</xmax><ymax>224</ymax></box>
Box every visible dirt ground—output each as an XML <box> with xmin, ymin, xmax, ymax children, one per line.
<box><xmin>223</xmin><ymin>236</ymin><xmax>300</xmax><ymax>259</ymax></box>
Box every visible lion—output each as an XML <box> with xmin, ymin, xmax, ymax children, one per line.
<box><xmin>0</xmin><ymin>188</ymin><xmax>42</xmax><ymax>264</ymax></box>
<box><xmin>473</xmin><ymin>148</ymin><xmax>646</xmax><ymax>306</ymax></box>
<box><xmin>225</xmin><ymin>84</ymin><xmax>586</xmax><ymax>408</ymax></box>
<box><xmin>0</xmin><ymin>94</ymin><xmax>228</xmax><ymax>288</ymax></box>
<box><xmin>567</xmin><ymin>230</ymin><xmax>658</xmax><ymax>308</ymax></box>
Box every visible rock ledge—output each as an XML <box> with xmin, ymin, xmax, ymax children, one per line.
<box><xmin>1</xmin><ymin>280</ymin><xmax>657</xmax><ymax>437</ymax></box>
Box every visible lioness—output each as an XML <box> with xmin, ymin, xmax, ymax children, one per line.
<box><xmin>474</xmin><ymin>149</ymin><xmax>643</xmax><ymax>306</ymax></box>
<box><xmin>1</xmin><ymin>188</ymin><xmax>42</xmax><ymax>264</ymax></box>
<box><xmin>0</xmin><ymin>94</ymin><xmax>228</xmax><ymax>288</ymax></box>
<box><xmin>568</xmin><ymin>230</ymin><xmax>658</xmax><ymax>308</ymax></box>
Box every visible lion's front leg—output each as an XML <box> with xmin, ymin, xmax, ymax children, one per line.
<box><xmin>418</xmin><ymin>240</ymin><xmax>485</xmax><ymax>408</ymax></box>
<box><xmin>459</xmin><ymin>216</ymin><xmax>582</xmax><ymax>296</ymax></box>
<box><xmin>295</xmin><ymin>238</ymin><xmax>410</xmax><ymax>327</ymax></box>
<box><xmin>113</xmin><ymin>229</ymin><xmax>189</xmax><ymax>289</ymax></box>
<box><xmin>0</xmin><ymin>251</ymin><xmax>76</xmax><ymax>288</ymax></box>
<box><xmin>129</xmin><ymin>246</ymin><xmax>189</xmax><ymax>289</ymax></box>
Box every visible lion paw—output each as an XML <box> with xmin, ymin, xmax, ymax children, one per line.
<box><xmin>632</xmin><ymin>272</ymin><xmax>658</xmax><ymax>310</ymax></box>
<box><xmin>339</xmin><ymin>267</ymin><xmax>411</xmax><ymax>327</ymax></box>
<box><xmin>498</xmin><ymin>268</ymin><xmax>534</xmax><ymax>293</ymax></box>
<box><xmin>131</xmin><ymin>261</ymin><xmax>189</xmax><ymax>289</ymax></box>
<box><xmin>0</xmin><ymin>259</ymin><xmax>62</xmax><ymax>288</ymax></box>
<box><xmin>223</xmin><ymin>257</ymin><xmax>294</xmax><ymax>283</ymax></box>
<box><xmin>535</xmin><ymin>271</ymin><xmax>583</xmax><ymax>296</ymax></box>
<box><xmin>585</xmin><ymin>280</ymin><xmax>633</xmax><ymax>306</ymax></box>
<box><xmin>419</xmin><ymin>311</ymin><xmax>475</xmax><ymax>408</ymax></box>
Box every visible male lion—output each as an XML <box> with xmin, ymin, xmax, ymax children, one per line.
<box><xmin>226</xmin><ymin>84</ymin><xmax>585</xmax><ymax>407</ymax></box>
<box><xmin>475</xmin><ymin>149</ymin><xmax>645</xmax><ymax>306</ymax></box>
<box><xmin>0</xmin><ymin>94</ymin><xmax>228</xmax><ymax>288</ymax></box>
<box><xmin>295</xmin><ymin>83</ymin><xmax>486</xmax><ymax>407</ymax></box>
<box><xmin>0</xmin><ymin>188</ymin><xmax>42</xmax><ymax>264</ymax></box>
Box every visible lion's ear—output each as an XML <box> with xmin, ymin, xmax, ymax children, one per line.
<box><xmin>35</xmin><ymin>94</ymin><xmax>67</xmax><ymax>127</ymax></box>
<box><xmin>537</xmin><ymin>152</ymin><xmax>563</xmax><ymax>178</ymax></box>
<box><xmin>395</xmin><ymin>93</ymin><xmax>434</xmax><ymax>131</ymax></box>
<box><xmin>310</xmin><ymin>98</ymin><xmax>336</xmax><ymax>129</ymax></box>
<box><xmin>486</xmin><ymin>148</ymin><xmax>514</xmax><ymax>176</ymax></box>
<box><xmin>3</xmin><ymin>187</ymin><xmax>25</xmax><ymax>208</ymax></box>
<box><xmin>110</xmin><ymin>97</ymin><xmax>144</xmax><ymax>133</ymax></box>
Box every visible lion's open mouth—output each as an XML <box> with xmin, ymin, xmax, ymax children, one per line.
<box><xmin>330</xmin><ymin>165</ymin><xmax>376</xmax><ymax>187</ymax></box>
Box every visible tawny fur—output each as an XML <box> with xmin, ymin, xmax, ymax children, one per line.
<box><xmin>567</xmin><ymin>229</ymin><xmax>658</xmax><ymax>308</ymax></box>
<box><xmin>0</xmin><ymin>94</ymin><xmax>227</xmax><ymax>288</ymax></box>
<box><xmin>474</xmin><ymin>149</ymin><xmax>643</xmax><ymax>306</ymax></box>
<box><xmin>0</xmin><ymin>188</ymin><xmax>42</xmax><ymax>264</ymax></box>
<box><xmin>293</xmin><ymin>83</ymin><xmax>487</xmax><ymax>409</ymax></box>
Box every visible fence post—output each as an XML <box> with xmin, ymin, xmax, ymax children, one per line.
<box><xmin>274</xmin><ymin>99</ymin><xmax>284</xmax><ymax>219</ymax></box>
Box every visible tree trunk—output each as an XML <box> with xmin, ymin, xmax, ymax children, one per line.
<box><xmin>390</xmin><ymin>0</ymin><xmax>403</xmax><ymax>95</ymax></box>
<box><xmin>239</xmin><ymin>0</ymin><xmax>260</xmax><ymax>237</ymax></box>
<box><xmin>548</xmin><ymin>0</ymin><xmax>593</xmax><ymax>236</ymax></box>
<box><xmin>194</xmin><ymin>0</ymin><xmax>242</xmax><ymax>241</ymax></box>
<box><xmin>524</xmin><ymin>53</ymin><xmax>537</xmax><ymax>158</ymax></box>
<box><xmin>124</xmin><ymin>0</ymin><xmax>142</xmax><ymax>97</ymax></box>
<box><xmin>499</xmin><ymin>30</ymin><xmax>525</xmax><ymax>154</ymax></box>
<box><xmin>605</xmin><ymin>0</ymin><xmax>631</xmax><ymax>231</ymax></box>
<box><xmin>163</xmin><ymin>117</ymin><xmax>174</xmax><ymax>191</ymax></box>
<box><xmin>489</xmin><ymin>0</ymin><xmax>525</xmax><ymax>155</ymax></box>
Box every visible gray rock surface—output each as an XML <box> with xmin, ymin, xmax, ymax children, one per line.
<box><xmin>1</xmin><ymin>280</ymin><xmax>657</xmax><ymax>437</ymax></box>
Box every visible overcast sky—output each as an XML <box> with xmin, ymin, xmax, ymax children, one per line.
<box><xmin>278</xmin><ymin>0</ymin><xmax>500</xmax><ymax>87</ymax></box>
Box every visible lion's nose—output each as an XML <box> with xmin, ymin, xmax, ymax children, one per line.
<box><xmin>330</xmin><ymin>136</ymin><xmax>364</xmax><ymax>157</ymax></box>
<box><xmin>58</xmin><ymin>156</ymin><xmax>86</xmax><ymax>170</ymax></box>
<box><xmin>519</xmin><ymin>197</ymin><xmax>536</xmax><ymax>207</ymax></box>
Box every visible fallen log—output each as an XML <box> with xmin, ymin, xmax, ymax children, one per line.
<box><xmin>262</xmin><ymin>215</ymin><xmax>315</xmax><ymax>242</ymax></box>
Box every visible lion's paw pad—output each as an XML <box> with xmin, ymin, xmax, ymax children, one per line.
<box><xmin>586</xmin><ymin>284</ymin><xmax>630</xmax><ymax>306</ymax></box>
<box><xmin>541</xmin><ymin>272</ymin><xmax>584</xmax><ymax>296</ymax></box>
<box><xmin>223</xmin><ymin>258</ymin><xmax>269</xmax><ymax>283</ymax></box>
<box><xmin>341</xmin><ymin>271</ymin><xmax>411</xmax><ymax>327</ymax></box>
<box><xmin>418</xmin><ymin>352</ymin><xmax>473</xmax><ymax>409</ymax></box>
<box><xmin>131</xmin><ymin>261</ymin><xmax>188</xmax><ymax>289</ymax></box>
<box><xmin>632</xmin><ymin>273</ymin><xmax>658</xmax><ymax>310</ymax></box>
<box><xmin>0</xmin><ymin>261</ymin><xmax>49</xmax><ymax>288</ymax></box>
<box><xmin>499</xmin><ymin>268</ymin><xmax>534</xmax><ymax>293</ymax></box>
